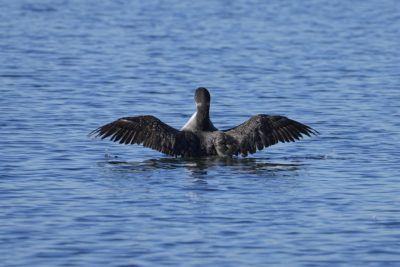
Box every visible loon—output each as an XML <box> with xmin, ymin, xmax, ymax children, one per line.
<box><xmin>90</xmin><ymin>87</ymin><xmax>318</xmax><ymax>157</ymax></box>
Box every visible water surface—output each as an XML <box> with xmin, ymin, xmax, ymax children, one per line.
<box><xmin>1</xmin><ymin>1</ymin><xmax>400</xmax><ymax>266</ymax></box>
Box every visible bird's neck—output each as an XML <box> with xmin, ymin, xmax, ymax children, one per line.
<box><xmin>181</xmin><ymin>103</ymin><xmax>215</xmax><ymax>132</ymax></box>
<box><xmin>196</xmin><ymin>101</ymin><xmax>209</xmax><ymax>116</ymax></box>
<box><xmin>195</xmin><ymin>104</ymin><xmax>213</xmax><ymax>131</ymax></box>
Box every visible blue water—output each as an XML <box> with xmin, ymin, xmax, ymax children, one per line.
<box><xmin>1</xmin><ymin>0</ymin><xmax>400</xmax><ymax>266</ymax></box>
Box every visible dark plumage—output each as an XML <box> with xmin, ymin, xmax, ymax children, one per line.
<box><xmin>90</xmin><ymin>87</ymin><xmax>318</xmax><ymax>157</ymax></box>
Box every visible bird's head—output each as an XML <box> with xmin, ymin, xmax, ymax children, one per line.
<box><xmin>195</xmin><ymin>87</ymin><xmax>211</xmax><ymax>107</ymax></box>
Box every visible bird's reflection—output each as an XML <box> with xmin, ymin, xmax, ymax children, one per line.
<box><xmin>101</xmin><ymin>156</ymin><xmax>302</xmax><ymax>178</ymax></box>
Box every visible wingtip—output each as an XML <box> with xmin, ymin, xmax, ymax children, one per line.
<box><xmin>88</xmin><ymin>128</ymin><xmax>100</xmax><ymax>138</ymax></box>
<box><xmin>310</xmin><ymin>127</ymin><xmax>320</xmax><ymax>136</ymax></box>
<box><xmin>304</xmin><ymin>124</ymin><xmax>319</xmax><ymax>136</ymax></box>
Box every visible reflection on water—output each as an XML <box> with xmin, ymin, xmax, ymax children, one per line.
<box><xmin>103</xmin><ymin>156</ymin><xmax>302</xmax><ymax>177</ymax></box>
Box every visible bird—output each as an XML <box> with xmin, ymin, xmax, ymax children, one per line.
<box><xmin>90</xmin><ymin>87</ymin><xmax>318</xmax><ymax>158</ymax></box>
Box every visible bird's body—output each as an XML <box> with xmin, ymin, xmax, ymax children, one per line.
<box><xmin>90</xmin><ymin>87</ymin><xmax>318</xmax><ymax>157</ymax></box>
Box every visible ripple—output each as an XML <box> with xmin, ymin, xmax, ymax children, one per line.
<box><xmin>1</xmin><ymin>0</ymin><xmax>400</xmax><ymax>266</ymax></box>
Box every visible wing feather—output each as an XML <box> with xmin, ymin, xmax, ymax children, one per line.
<box><xmin>225</xmin><ymin>114</ymin><xmax>318</xmax><ymax>157</ymax></box>
<box><xmin>90</xmin><ymin>115</ymin><xmax>201</xmax><ymax>157</ymax></box>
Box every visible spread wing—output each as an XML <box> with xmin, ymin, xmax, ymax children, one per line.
<box><xmin>89</xmin><ymin>115</ymin><xmax>201</xmax><ymax>157</ymax></box>
<box><xmin>224</xmin><ymin>114</ymin><xmax>319</xmax><ymax>156</ymax></box>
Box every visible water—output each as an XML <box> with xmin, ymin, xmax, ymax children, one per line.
<box><xmin>1</xmin><ymin>0</ymin><xmax>400</xmax><ymax>266</ymax></box>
